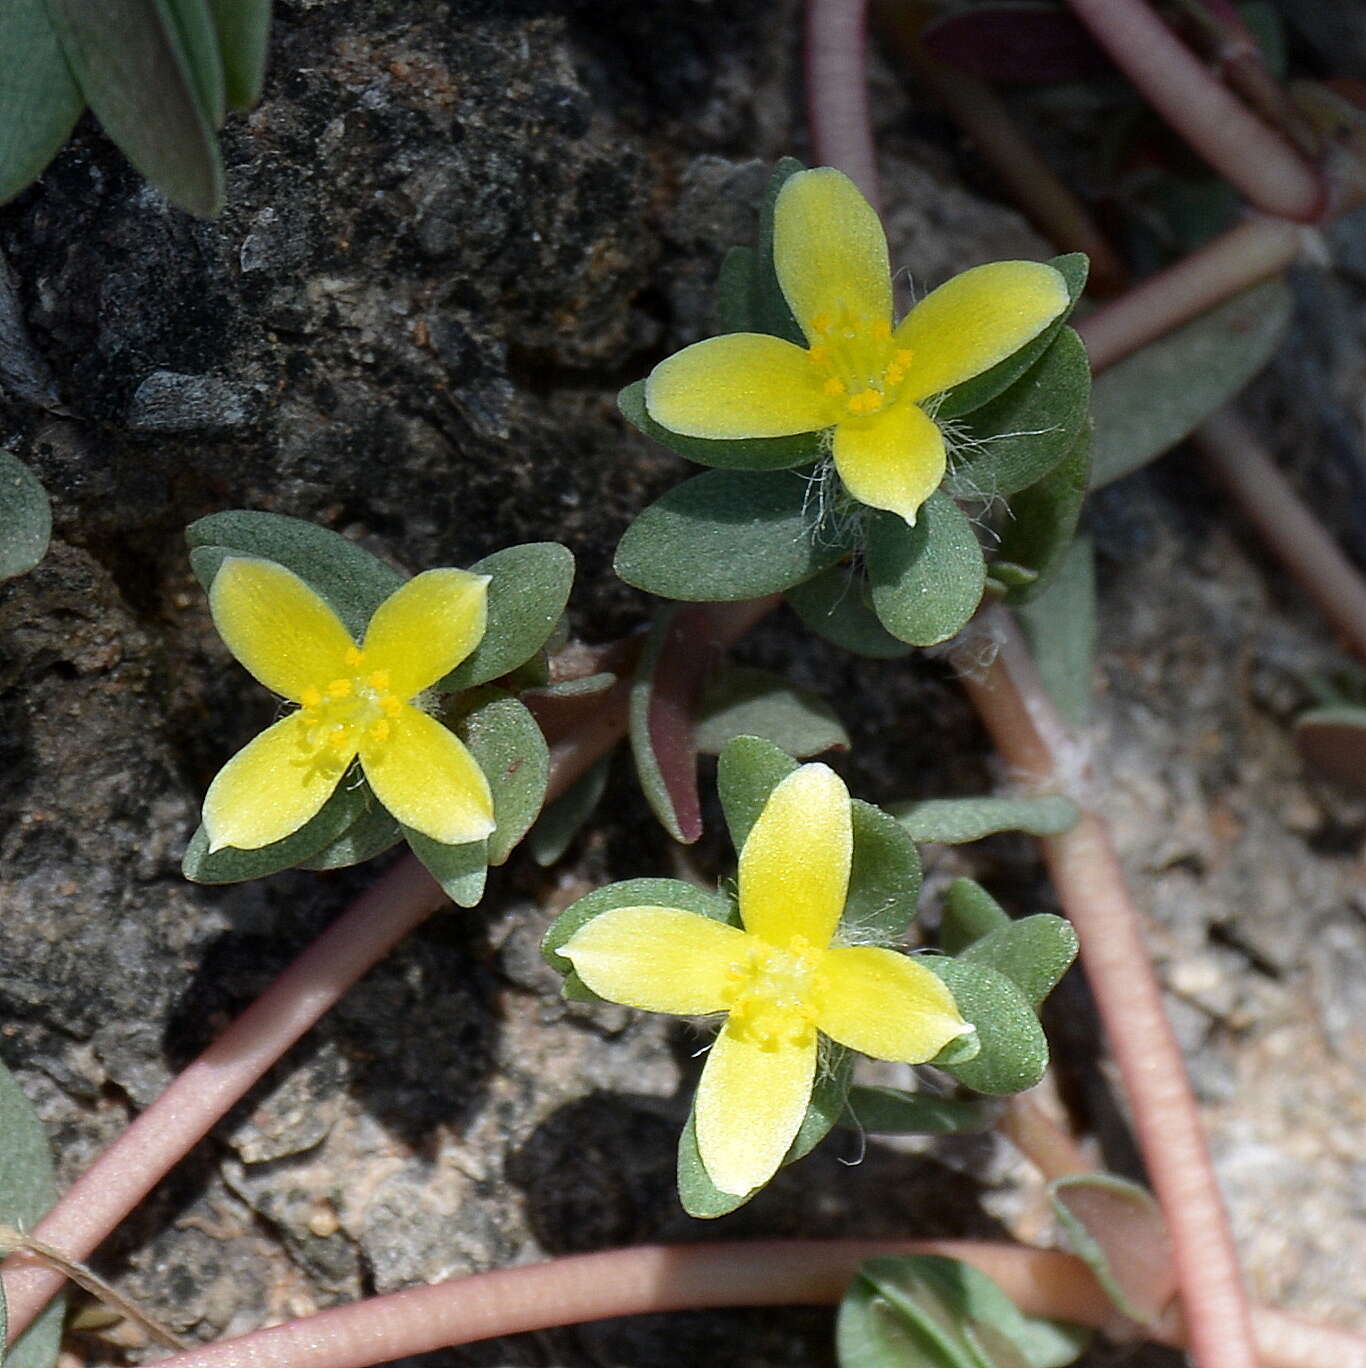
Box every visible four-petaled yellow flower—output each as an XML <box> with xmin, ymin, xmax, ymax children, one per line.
<box><xmin>560</xmin><ymin>763</ymin><xmax>972</xmax><ymax>1197</ymax></box>
<box><xmin>203</xmin><ymin>556</ymin><xmax>496</xmax><ymax>852</ymax></box>
<box><xmin>644</xmin><ymin>167</ymin><xmax>1069</xmax><ymax>524</ymax></box>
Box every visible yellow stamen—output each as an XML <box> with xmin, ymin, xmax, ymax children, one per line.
<box><xmin>344</xmin><ymin>646</ymin><xmax>364</xmax><ymax>667</ymax></box>
<box><xmin>301</xmin><ymin>687</ymin><xmax>322</xmax><ymax>710</ymax></box>
<box><xmin>367</xmin><ymin>670</ymin><xmax>391</xmax><ymax>692</ymax></box>
<box><xmin>326</xmin><ymin>678</ymin><xmax>352</xmax><ymax>699</ymax></box>
<box><xmin>895</xmin><ymin>348</ymin><xmax>914</xmax><ymax>367</ymax></box>
<box><xmin>381</xmin><ymin>696</ymin><xmax>402</xmax><ymax>717</ymax></box>
<box><xmin>810</xmin><ymin>313</ymin><xmax>831</xmax><ymax>335</ymax></box>
<box><xmin>369</xmin><ymin>720</ymin><xmax>391</xmax><ymax>743</ymax></box>
<box><xmin>871</xmin><ymin>319</ymin><xmax>891</xmax><ymax>341</ymax></box>
<box><xmin>807</xmin><ymin>344</ymin><xmax>830</xmax><ymax>366</ymax></box>
<box><xmin>884</xmin><ymin>363</ymin><xmax>905</xmax><ymax>385</ymax></box>
<box><xmin>823</xmin><ymin>376</ymin><xmax>846</xmax><ymax>397</ymax></box>
<box><xmin>847</xmin><ymin>389</ymin><xmax>884</xmax><ymax>416</ymax></box>
<box><xmin>327</xmin><ymin>730</ymin><xmax>352</xmax><ymax>754</ymax></box>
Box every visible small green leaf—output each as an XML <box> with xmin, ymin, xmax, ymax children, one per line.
<box><xmin>940</xmin><ymin>879</ymin><xmax>1011</xmax><ymax>956</ymax></box>
<box><xmin>996</xmin><ymin>424</ymin><xmax>1091</xmax><ymax>603</ymax></box>
<box><xmin>206</xmin><ymin>0</ymin><xmax>270</xmax><ymax>109</ymax></box>
<box><xmin>960</xmin><ymin>915</ymin><xmax>1077</xmax><ymax>1009</ymax></box>
<box><xmin>716</xmin><ymin>734</ymin><xmax>799</xmax><ymax>853</ymax></box>
<box><xmin>839</xmin><ymin>1086</ymin><xmax>996</xmax><ymax>1135</ymax></box>
<box><xmin>0</xmin><ymin>1058</ymin><xmax>65</xmax><ymax>1368</ymax></box>
<box><xmin>837</xmin><ymin>1255</ymin><xmax>1090</xmax><ymax>1368</ymax></box>
<box><xmin>163</xmin><ymin>0</ymin><xmax>225</xmax><ymax>128</ymax></box>
<box><xmin>0</xmin><ymin>452</ymin><xmax>52</xmax><ymax>581</ymax></box>
<box><xmin>297</xmin><ymin>798</ymin><xmax>401</xmax><ymax>870</ymax></box>
<box><xmin>43</xmin><ymin>0</ymin><xmax>224</xmax><ymax>216</ymax></box>
<box><xmin>845</xmin><ymin>799</ymin><xmax>922</xmax><ymax>942</ymax></box>
<box><xmin>542</xmin><ymin>877</ymin><xmax>739</xmax><ymax>983</ymax></box>
<box><xmin>867</xmin><ymin>493</ymin><xmax>986</xmax><ymax>646</ymax></box>
<box><xmin>619</xmin><ymin>379</ymin><xmax>823</xmax><ymax>472</ymax></box>
<box><xmin>948</xmin><ymin>328</ymin><xmax>1091</xmax><ymax>500</ymax></box>
<box><xmin>785</xmin><ymin>564</ymin><xmax>914</xmax><ymax>659</ymax></box>
<box><xmin>403</xmin><ymin>828</ymin><xmax>486</xmax><ymax>908</ymax></box>
<box><xmin>925</xmin><ymin>959</ymin><xmax>1049</xmax><ymax>1094</ymax></box>
<box><xmin>716</xmin><ymin>245</ymin><xmax>761</xmax><ymax>334</ymax></box>
<box><xmin>1048</xmin><ymin>1175</ymin><xmax>1175</xmax><ymax>1327</ymax></box>
<box><xmin>615</xmin><ymin>468</ymin><xmax>856</xmax><ymax>601</ymax></box>
<box><xmin>754</xmin><ymin>157</ymin><xmax>806</xmax><ymax>344</ymax></box>
<box><xmin>1016</xmin><ymin>534</ymin><xmax>1096</xmax><ymax>728</ymax></box>
<box><xmin>182</xmin><ymin>765</ymin><xmax>371</xmax><ymax>882</ymax></box>
<box><xmin>438</xmin><ymin>542</ymin><xmax>574</xmax><ymax>692</ymax></box>
<box><xmin>893</xmin><ymin>795</ymin><xmax>1079</xmax><ymax>845</ymax></box>
<box><xmin>1088</xmin><ymin>279</ymin><xmax>1291</xmax><ymax>489</ymax></box>
<box><xmin>526</xmin><ymin>752</ymin><xmax>611</xmax><ymax>866</ymax></box>
<box><xmin>187</xmin><ymin>510</ymin><xmax>404</xmax><ymax>639</ymax></box>
<box><xmin>457</xmin><ymin>689</ymin><xmax>549</xmax><ymax>866</ymax></box>
<box><xmin>936</xmin><ymin>253</ymin><xmax>1089</xmax><ymax>421</ymax></box>
<box><xmin>694</xmin><ymin>665</ymin><xmax>848</xmax><ymax>758</ymax></box>
<box><xmin>1294</xmin><ymin>704</ymin><xmax>1366</xmax><ymax>792</ymax></box>
<box><xmin>0</xmin><ymin>0</ymin><xmax>83</xmax><ymax>203</ymax></box>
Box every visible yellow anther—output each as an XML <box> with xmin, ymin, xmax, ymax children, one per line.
<box><xmin>367</xmin><ymin>670</ymin><xmax>391</xmax><ymax>692</ymax></box>
<box><xmin>327</xmin><ymin>729</ymin><xmax>353</xmax><ymax>754</ymax></box>
<box><xmin>381</xmin><ymin>695</ymin><xmax>402</xmax><ymax>717</ymax></box>
<box><xmin>345</xmin><ymin>646</ymin><xmax>364</xmax><ymax>666</ymax></box>
<box><xmin>326</xmin><ymin>678</ymin><xmax>353</xmax><ymax>699</ymax></box>
<box><xmin>725</xmin><ymin>963</ymin><xmax>747</xmax><ymax>982</ymax></box>
<box><xmin>895</xmin><ymin>348</ymin><xmax>914</xmax><ymax>367</ymax></box>
<box><xmin>810</xmin><ymin>313</ymin><xmax>832</xmax><ymax>335</ymax></box>
<box><xmin>871</xmin><ymin>319</ymin><xmax>892</xmax><ymax>341</ymax></box>
<box><xmin>369</xmin><ymin>719</ymin><xmax>391</xmax><ymax>743</ymax></box>
<box><xmin>884</xmin><ymin>363</ymin><xmax>905</xmax><ymax>386</ymax></box>
<box><xmin>806</xmin><ymin>344</ymin><xmax>830</xmax><ymax>366</ymax></box>
<box><xmin>823</xmin><ymin>376</ymin><xmax>846</xmax><ymax>397</ymax></box>
<box><xmin>301</xmin><ymin>686</ymin><xmax>323</xmax><ymax>710</ymax></box>
<box><xmin>847</xmin><ymin>389</ymin><xmax>884</xmax><ymax>415</ymax></box>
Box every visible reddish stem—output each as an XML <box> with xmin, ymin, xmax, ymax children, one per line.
<box><xmin>806</xmin><ymin>0</ymin><xmax>879</xmax><ymax>206</ymax></box>
<box><xmin>1063</xmin><ymin>0</ymin><xmax>1324</xmax><ymax>221</ymax></box>
<box><xmin>961</xmin><ymin>607</ymin><xmax>1260</xmax><ymax>1368</ymax></box>
<box><xmin>1194</xmin><ymin>409</ymin><xmax>1366</xmax><ymax>665</ymax></box>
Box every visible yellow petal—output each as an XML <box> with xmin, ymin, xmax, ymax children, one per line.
<box><xmin>738</xmin><ymin>763</ymin><xmax>851</xmax><ymax>949</ymax></box>
<box><xmin>362</xmin><ymin>568</ymin><xmax>489</xmax><ymax>700</ymax></box>
<box><xmin>832</xmin><ymin>402</ymin><xmax>946</xmax><ymax>523</ymax></box>
<box><xmin>895</xmin><ymin>261</ymin><xmax>1068</xmax><ymax>402</ymax></box>
<box><xmin>645</xmin><ymin>333</ymin><xmax>835</xmax><ymax>439</ymax></box>
<box><xmin>695</xmin><ymin>1011</ymin><xmax>817</xmax><ymax>1196</ymax></box>
<box><xmin>360</xmin><ymin>704</ymin><xmax>495</xmax><ymax>845</ymax></box>
<box><xmin>203</xmin><ymin>712</ymin><xmax>350</xmax><ymax>851</ymax></box>
<box><xmin>210</xmin><ymin>557</ymin><xmax>356</xmax><ymax>702</ymax></box>
<box><xmin>560</xmin><ymin>906</ymin><xmax>748</xmax><ymax>1014</ymax></box>
<box><xmin>815</xmin><ymin>947</ymin><xmax>969</xmax><ymax>1061</ymax></box>
<box><xmin>774</xmin><ymin>167</ymin><xmax>893</xmax><ymax>343</ymax></box>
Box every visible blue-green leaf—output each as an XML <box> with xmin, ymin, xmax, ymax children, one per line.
<box><xmin>925</xmin><ymin>958</ymin><xmax>1049</xmax><ymax>1095</ymax></box>
<box><xmin>0</xmin><ymin>0</ymin><xmax>83</xmax><ymax>203</ymax></box>
<box><xmin>786</xmin><ymin>564</ymin><xmax>914</xmax><ymax>659</ymax></box>
<box><xmin>0</xmin><ymin>452</ymin><xmax>52</xmax><ymax>581</ymax></box>
<box><xmin>206</xmin><ymin>0</ymin><xmax>269</xmax><ymax>109</ymax></box>
<box><xmin>892</xmin><ymin>795</ymin><xmax>1079</xmax><ymax>845</ymax></box>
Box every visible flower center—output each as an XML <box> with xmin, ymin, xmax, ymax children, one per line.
<box><xmin>721</xmin><ymin>934</ymin><xmax>827</xmax><ymax>1051</ymax></box>
<box><xmin>805</xmin><ymin>309</ymin><xmax>914</xmax><ymax>419</ymax></box>
<box><xmin>297</xmin><ymin>646</ymin><xmax>403</xmax><ymax>761</ymax></box>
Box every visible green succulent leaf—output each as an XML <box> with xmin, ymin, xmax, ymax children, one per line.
<box><xmin>0</xmin><ymin>0</ymin><xmax>83</xmax><ymax>204</ymax></box>
<box><xmin>837</xmin><ymin>1255</ymin><xmax>1090</xmax><ymax>1368</ymax></box>
<box><xmin>936</xmin><ymin>253</ymin><xmax>1089</xmax><ymax>421</ymax></box>
<box><xmin>947</xmin><ymin>327</ymin><xmax>1091</xmax><ymax>500</ymax></box>
<box><xmin>163</xmin><ymin>0</ymin><xmax>226</xmax><ymax>128</ymax></box>
<box><xmin>456</xmin><ymin>688</ymin><xmax>549</xmax><ymax>866</ymax></box>
<box><xmin>694</xmin><ymin>665</ymin><xmax>849</xmax><ymax>759</ymax></box>
<box><xmin>892</xmin><ymin>795</ymin><xmax>1079</xmax><ymax>845</ymax></box>
<box><xmin>845</xmin><ymin>799</ymin><xmax>923</xmax><ymax>942</ymax></box>
<box><xmin>187</xmin><ymin>510</ymin><xmax>404</xmax><ymax>639</ymax></box>
<box><xmin>939</xmin><ymin>879</ymin><xmax>1011</xmax><ymax>956</ymax></box>
<box><xmin>1016</xmin><ymin>534</ymin><xmax>1096</xmax><ymax>728</ymax></box>
<box><xmin>1048</xmin><ymin>1174</ymin><xmax>1174</xmax><ymax>1328</ymax></box>
<box><xmin>438</xmin><ymin>541</ymin><xmax>574</xmax><ymax>691</ymax></box>
<box><xmin>526</xmin><ymin>752</ymin><xmax>611</xmax><ymax>867</ymax></box>
<box><xmin>754</xmin><ymin>156</ymin><xmax>806</xmax><ymax>344</ymax></box>
<box><xmin>403</xmin><ymin>828</ymin><xmax>486</xmax><ymax>908</ymax></box>
<box><xmin>1294</xmin><ymin>703</ymin><xmax>1366</xmax><ymax>792</ymax></box>
<box><xmin>925</xmin><ymin>959</ymin><xmax>1049</xmax><ymax>1095</ymax></box>
<box><xmin>839</xmin><ymin>1086</ymin><xmax>996</xmax><ymax>1136</ymax></box>
<box><xmin>786</xmin><ymin>562</ymin><xmax>915</xmax><ymax>659</ymax></box>
<box><xmin>0</xmin><ymin>1058</ymin><xmax>66</xmax><ymax>1368</ymax></box>
<box><xmin>867</xmin><ymin>493</ymin><xmax>986</xmax><ymax>646</ymax></box>
<box><xmin>43</xmin><ymin>0</ymin><xmax>224</xmax><ymax>216</ymax></box>
<box><xmin>960</xmin><ymin>915</ymin><xmax>1078</xmax><ymax>1010</ymax></box>
<box><xmin>619</xmin><ymin>379</ymin><xmax>823</xmax><ymax>472</ymax></box>
<box><xmin>996</xmin><ymin>423</ymin><xmax>1091</xmax><ymax>603</ymax></box>
<box><xmin>0</xmin><ymin>452</ymin><xmax>52</xmax><ymax>581</ymax></box>
<box><xmin>182</xmin><ymin>763</ymin><xmax>372</xmax><ymax>883</ymax></box>
<box><xmin>206</xmin><ymin>0</ymin><xmax>270</xmax><ymax>109</ymax></box>
<box><xmin>716</xmin><ymin>244</ymin><xmax>761</xmax><ymax>334</ymax></box>
<box><xmin>1089</xmin><ymin>278</ymin><xmax>1291</xmax><ymax>488</ymax></box>
<box><xmin>297</xmin><ymin>795</ymin><xmax>402</xmax><ymax>870</ymax></box>
<box><xmin>716</xmin><ymin>734</ymin><xmax>801</xmax><ymax>853</ymax></box>
<box><xmin>615</xmin><ymin>467</ymin><xmax>856</xmax><ymax>601</ymax></box>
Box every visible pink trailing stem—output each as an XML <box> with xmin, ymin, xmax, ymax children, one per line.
<box><xmin>807</xmin><ymin>0</ymin><xmax>879</xmax><ymax>207</ymax></box>
<box><xmin>1194</xmin><ymin>409</ymin><xmax>1366</xmax><ymax>665</ymax></box>
<box><xmin>960</xmin><ymin>606</ymin><xmax>1260</xmax><ymax>1368</ymax></box>
<box><xmin>1063</xmin><ymin>0</ymin><xmax>1325</xmax><ymax>221</ymax></box>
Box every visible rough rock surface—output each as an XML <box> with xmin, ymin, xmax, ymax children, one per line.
<box><xmin>0</xmin><ymin>1</ymin><xmax>1362</xmax><ymax>1365</ymax></box>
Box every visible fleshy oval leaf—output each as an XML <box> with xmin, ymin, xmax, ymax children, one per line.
<box><xmin>0</xmin><ymin>0</ymin><xmax>84</xmax><ymax>204</ymax></box>
<box><xmin>924</xmin><ymin>958</ymin><xmax>1049</xmax><ymax>1095</ymax></box>
<box><xmin>0</xmin><ymin>452</ymin><xmax>52</xmax><ymax>581</ymax></box>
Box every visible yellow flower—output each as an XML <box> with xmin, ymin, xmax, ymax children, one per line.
<box><xmin>203</xmin><ymin>557</ymin><xmax>496</xmax><ymax>852</ymax></box>
<box><xmin>644</xmin><ymin>167</ymin><xmax>1070</xmax><ymax>524</ymax></box>
<box><xmin>560</xmin><ymin>764</ymin><xmax>971</xmax><ymax>1197</ymax></box>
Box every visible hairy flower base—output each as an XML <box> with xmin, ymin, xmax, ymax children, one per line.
<box><xmin>561</xmin><ymin>765</ymin><xmax>970</xmax><ymax>1196</ymax></box>
<box><xmin>203</xmin><ymin>558</ymin><xmax>496</xmax><ymax>853</ymax></box>
<box><xmin>644</xmin><ymin>167</ymin><xmax>1068</xmax><ymax>523</ymax></box>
